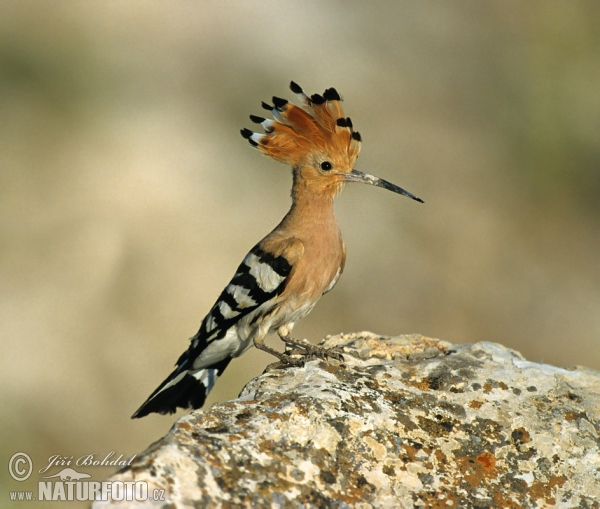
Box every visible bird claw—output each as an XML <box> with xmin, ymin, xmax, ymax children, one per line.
<box><xmin>281</xmin><ymin>336</ymin><xmax>345</xmax><ymax>362</ymax></box>
<box><xmin>258</xmin><ymin>337</ymin><xmax>344</xmax><ymax>371</ymax></box>
<box><xmin>266</xmin><ymin>348</ymin><xmax>340</xmax><ymax>371</ymax></box>
<box><xmin>264</xmin><ymin>357</ymin><xmax>305</xmax><ymax>371</ymax></box>
<box><xmin>297</xmin><ymin>343</ymin><xmax>344</xmax><ymax>362</ymax></box>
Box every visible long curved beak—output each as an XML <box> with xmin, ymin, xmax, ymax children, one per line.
<box><xmin>344</xmin><ymin>169</ymin><xmax>424</xmax><ymax>203</ymax></box>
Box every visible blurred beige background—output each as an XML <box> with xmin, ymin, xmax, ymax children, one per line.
<box><xmin>2</xmin><ymin>1</ymin><xmax>599</xmax><ymax>502</ymax></box>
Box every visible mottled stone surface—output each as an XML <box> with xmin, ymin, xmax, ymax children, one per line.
<box><xmin>96</xmin><ymin>333</ymin><xmax>600</xmax><ymax>508</ymax></box>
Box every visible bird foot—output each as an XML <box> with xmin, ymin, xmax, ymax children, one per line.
<box><xmin>254</xmin><ymin>341</ymin><xmax>309</xmax><ymax>367</ymax></box>
<box><xmin>256</xmin><ymin>337</ymin><xmax>344</xmax><ymax>371</ymax></box>
<box><xmin>280</xmin><ymin>336</ymin><xmax>344</xmax><ymax>362</ymax></box>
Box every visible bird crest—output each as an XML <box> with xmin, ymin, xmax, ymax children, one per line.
<box><xmin>241</xmin><ymin>82</ymin><xmax>362</xmax><ymax>171</ymax></box>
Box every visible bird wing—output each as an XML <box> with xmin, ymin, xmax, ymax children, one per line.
<box><xmin>132</xmin><ymin>239</ymin><xmax>303</xmax><ymax>418</ymax></box>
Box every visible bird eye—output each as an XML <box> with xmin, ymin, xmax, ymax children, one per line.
<box><xmin>320</xmin><ymin>161</ymin><xmax>333</xmax><ymax>172</ymax></box>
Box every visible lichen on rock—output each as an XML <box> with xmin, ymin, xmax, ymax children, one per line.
<box><xmin>95</xmin><ymin>333</ymin><xmax>600</xmax><ymax>508</ymax></box>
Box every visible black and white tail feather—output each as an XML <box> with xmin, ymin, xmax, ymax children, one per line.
<box><xmin>132</xmin><ymin>245</ymin><xmax>292</xmax><ymax>418</ymax></box>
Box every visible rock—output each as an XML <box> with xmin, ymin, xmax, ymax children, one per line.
<box><xmin>95</xmin><ymin>333</ymin><xmax>600</xmax><ymax>508</ymax></box>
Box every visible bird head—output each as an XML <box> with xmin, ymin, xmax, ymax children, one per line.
<box><xmin>241</xmin><ymin>82</ymin><xmax>423</xmax><ymax>203</ymax></box>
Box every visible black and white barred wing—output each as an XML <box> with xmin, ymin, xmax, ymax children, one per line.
<box><xmin>131</xmin><ymin>245</ymin><xmax>292</xmax><ymax>418</ymax></box>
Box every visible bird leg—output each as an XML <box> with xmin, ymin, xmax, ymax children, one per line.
<box><xmin>278</xmin><ymin>333</ymin><xmax>344</xmax><ymax>362</ymax></box>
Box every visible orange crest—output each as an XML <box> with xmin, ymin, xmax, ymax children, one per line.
<box><xmin>241</xmin><ymin>82</ymin><xmax>362</xmax><ymax>171</ymax></box>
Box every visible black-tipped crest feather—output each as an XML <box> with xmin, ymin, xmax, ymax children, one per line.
<box><xmin>289</xmin><ymin>81</ymin><xmax>303</xmax><ymax>94</ymax></box>
<box><xmin>323</xmin><ymin>88</ymin><xmax>341</xmax><ymax>101</ymax></box>
<box><xmin>272</xmin><ymin>96</ymin><xmax>288</xmax><ymax>110</ymax></box>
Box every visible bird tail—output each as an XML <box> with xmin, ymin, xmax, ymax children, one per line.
<box><xmin>131</xmin><ymin>357</ymin><xmax>232</xmax><ymax>419</ymax></box>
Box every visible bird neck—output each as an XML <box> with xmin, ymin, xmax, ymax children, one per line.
<box><xmin>280</xmin><ymin>172</ymin><xmax>340</xmax><ymax>238</ymax></box>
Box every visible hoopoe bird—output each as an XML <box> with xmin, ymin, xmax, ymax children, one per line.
<box><xmin>132</xmin><ymin>82</ymin><xmax>423</xmax><ymax>418</ymax></box>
